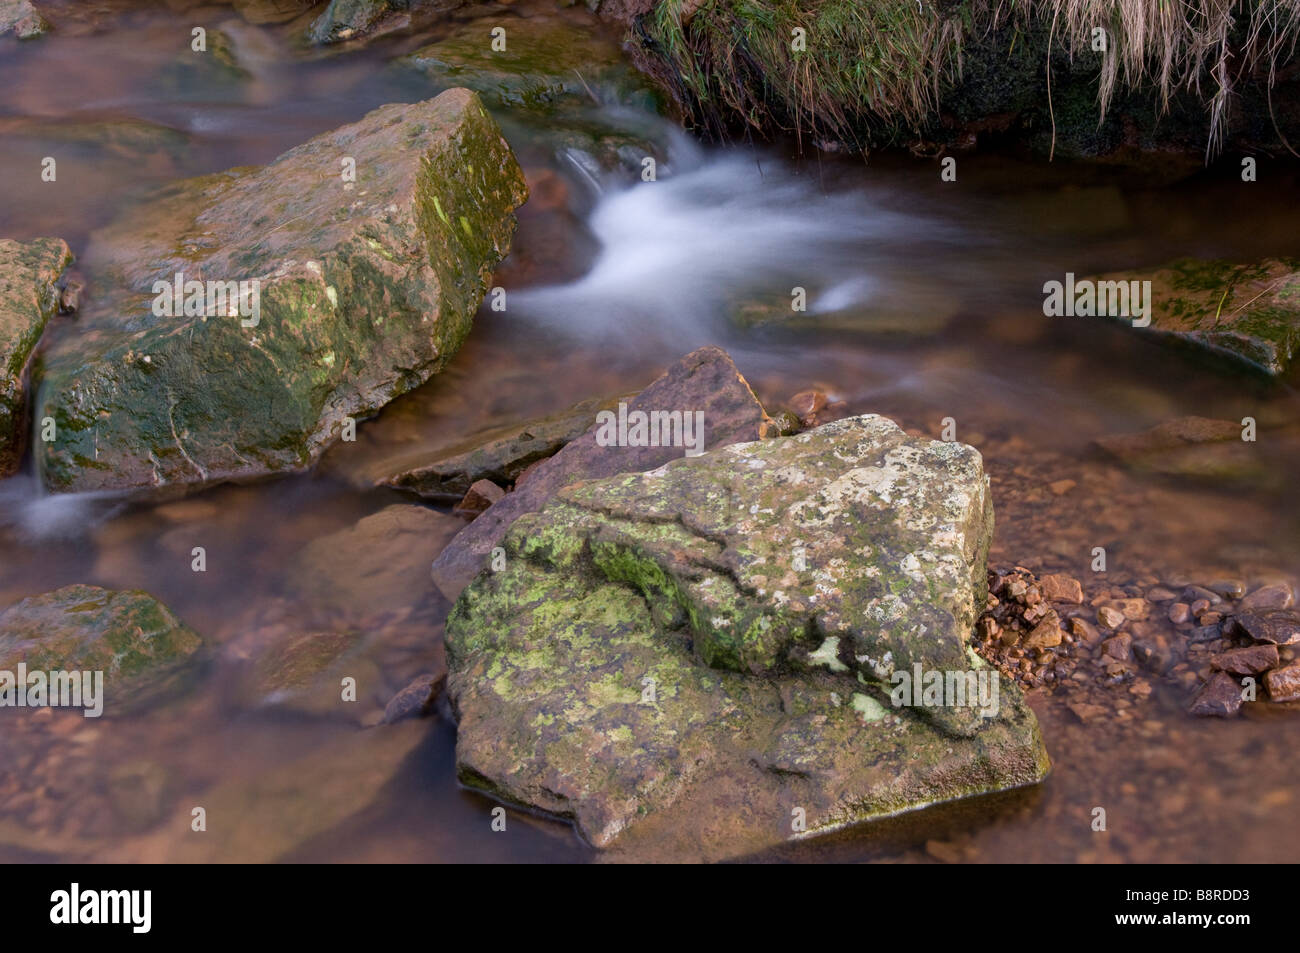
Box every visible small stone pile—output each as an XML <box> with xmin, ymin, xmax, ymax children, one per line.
<box><xmin>974</xmin><ymin>567</ymin><xmax>1300</xmax><ymax>718</ymax></box>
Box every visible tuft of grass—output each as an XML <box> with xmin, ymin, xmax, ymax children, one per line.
<box><xmin>632</xmin><ymin>0</ymin><xmax>1300</xmax><ymax>157</ymax></box>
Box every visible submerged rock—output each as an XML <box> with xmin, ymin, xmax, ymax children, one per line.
<box><xmin>445</xmin><ymin>413</ymin><xmax>1049</xmax><ymax>858</ymax></box>
<box><xmin>0</xmin><ymin>237</ymin><xmax>71</xmax><ymax>475</ymax></box>
<box><xmin>244</xmin><ymin>629</ymin><xmax>377</xmax><ymax>716</ymax></box>
<box><xmin>36</xmin><ymin>89</ymin><xmax>527</xmax><ymax>494</ymax></box>
<box><xmin>1095</xmin><ymin>258</ymin><xmax>1300</xmax><ymax>376</ymax></box>
<box><xmin>430</xmin><ymin>346</ymin><xmax>774</xmax><ymax>600</ymax></box>
<box><xmin>288</xmin><ymin>504</ymin><xmax>462</xmax><ymax>619</ymax></box>
<box><xmin>0</xmin><ymin>0</ymin><xmax>48</xmax><ymax>38</ymax></box>
<box><xmin>1189</xmin><ymin>671</ymin><xmax>1244</xmax><ymax>717</ymax></box>
<box><xmin>0</xmin><ymin>585</ymin><xmax>202</xmax><ymax>710</ymax></box>
<box><xmin>1093</xmin><ymin>416</ymin><xmax>1267</xmax><ymax>483</ymax></box>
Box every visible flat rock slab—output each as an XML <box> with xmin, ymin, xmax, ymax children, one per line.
<box><xmin>445</xmin><ymin>414</ymin><xmax>1049</xmax><ymax>859</ymax></box>
<box><xmin>431</xmin><ymin>345</ymin><xmax>773</xmax><ymax>600</ymax></box>
<box><xmin>0</xmin><ymin>237</ymin><xmax>71</xmax><ymax>475</ymax></box>
<box><xmin>36</xmin><ymin>88</ymin><xmax>527</xmax><ymax>495</ymax></box>
<box><xmin>0</xmin><ymin>584</ymin><xmax>202</xmax><ymax>712</ymax></box>
<box><xmin>372</xmin><ymin>395</ymin><xmax>621</xmax><ymax>501</ymax></box>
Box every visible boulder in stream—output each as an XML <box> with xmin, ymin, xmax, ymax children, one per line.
<box><xmin>36</xmin><ymin>89</ymin><xmax>527</xmax><ymax>495</ymax></box>
<box><xmin>445</xmin><ymin>413</ymin><xmax>1049</xmax><ymax>858</ymax></box>
<box><xmin>0</xmin><ymin>585</ymin><xmax>202</xmax><ymax>712</ymax></box>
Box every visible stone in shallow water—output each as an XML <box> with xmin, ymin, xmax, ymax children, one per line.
<box><xmin>1233</xmin><ymin>608</ymin><xmax>1300</xmax><ymax>646</ymax></box>
<box><xmin>0</xmin><ymin>585</ymin><xmax>202</xmax><ymax>711</ymax></box>
<box><xmin>1093</xmin><ymin>416</ymin><xmax>1267</xmax><ymax>483</ymax></box>
<box><xmin>36</xmin><ymin>88</ymin><xmax>527</xmax><ymax>495</ymax></box>
<box><xmin>0</xmin><ymin>237</ymin><xmax>70</xmax><ymax>475</ymax></box>
<box><xmin>0</xmin><ymin>0</ymin><xmax>48</xmax><ymax>38</ymax></box>
<box><xmin>370</xmin><ymin>395</ymin><xmax>619</xmax><ymax>501</ymax></box>
<box><xmin>1091</xmin><ymin>258</ymin><xmax>1300</xmax><ymax>376</ymax></box>
<box><xmin>287</xmin><ymin>504</ymin><xmax>462</xmax><ymax>620</ymax></box>
<box><xmin>1189</xmin><ymin>671</ymin><xmax>1244</xmax><ymax>717</ymax></box>
<box><xmin>445</xmin><ymin>414</ymin><xmax>1049</xmax><ymax>859</ymax></box>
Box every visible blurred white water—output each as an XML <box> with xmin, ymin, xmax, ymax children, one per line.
<box><xmin>0</xmin><ymin>475</ymin><xmax>124</xmax><ymax>542</ymax></box>
<box><xmin>511</xmin><ymin>150</ymin><xmax>961</xmax><ymax>339</ymax></box>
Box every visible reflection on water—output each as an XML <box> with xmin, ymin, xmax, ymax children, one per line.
<box><xmin>2</xmin><ymin>0</ymin><xmax>1300</xmax><ymax>863</ymax></box>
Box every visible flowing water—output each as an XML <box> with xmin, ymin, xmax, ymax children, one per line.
<box><xmin>2</xmin><ymin>0</ymin><xmax>1300</xmax><ymax>863</ymax></box>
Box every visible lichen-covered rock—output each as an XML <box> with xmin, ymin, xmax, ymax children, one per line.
<box><xmin>445</xmin><ymin>414</ymin><xmax>1049</xmax><ymax>858</ymax></box>
<box><xmin>0</xmin><ymin>0</ymin><xmax>48</xmax><ymax>39</ymax></box>
<box><xmin>36</xmin><ymin>89</ymin><xmax>527</xmax><ymax>494</ymax></box>
<box><xmin>0</xmin><ymin>237</ymin><xmax>71</xmax><ymax>475</ymax></box>
<box><xmin>1094</xmin><ymin>258</ymin><xmax>1300</xmax><ymax>376</ymax></box>
<box><xmin>0</xmin><ymin>585</ymin><xmax>202</xmax><ymax>710</ymax></box>
<box><xmin>430</xmin><ymin>345</ymin><xmax>774</xmax><ymax>600</ymax></box>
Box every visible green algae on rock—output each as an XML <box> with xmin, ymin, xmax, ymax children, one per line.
<box><xmin>0</xmin><ymin>237</ymin><xmax>71</xmax><ymax>476</ymax></box>
<box><xmin>35</xmin><ymin>89</ymin><xmax>527</xmax><ymax>494</ymax></box>
<box><xmin>0</xmin><ymin>585</ymin><xmax>202</xmax><ymax>711</ymax></box>
<box><xmin>445</xmin><ymin>414</ymin><xmax>1049</xmax><ymax>858</ymax></box>
<box><xmin>1092</xmin><ymin>258</ymin><xmax>1300</xmax><ymax>377</ymax></box>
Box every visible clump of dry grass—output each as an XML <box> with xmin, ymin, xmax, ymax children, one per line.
<box><xmin>633</xmin><ymin>0</ymin><xmax>1300</xmax><ymax>156</ymax></box>
<box><xmin>992</xmin><ymin>0</ymin><xmax>1300</xmax><ymax>155</ymax></box>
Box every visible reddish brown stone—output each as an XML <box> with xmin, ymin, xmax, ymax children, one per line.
<box><xmin>453</xmin><ymin>479</ymin><xmax>506</xmax><ymax>518</ymax></box>
<box><xmin>1265</xmin><ymin>661</ymin><xmax>1300</xmax><ymax>703</ymax></box>
<box><xmin>1234</xmin><ymin>608</ymin><xmax>1300</xmax><ymax>645</ymax></box>
<box><xmin>1211</xmin><ymin>643</ymin><xmax>1278</xmax><ymax>675</ymax></box>
<box><xmin>1189</xmin><ymin>671</ymin><xmax>1244</xmax><ymax>717</ymax></box>
<box><xmin>1039</xmin><ymin>573</ymin><xmax>1083</xmax><ymax>604</ymax></box>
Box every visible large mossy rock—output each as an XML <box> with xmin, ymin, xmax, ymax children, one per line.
<box><xmin>35</xmin><ymin>89</ymin><xmax>527</xmax><ymax>494</ymax></box>
<box><xmin>445</xmin><ymin>414</ymin><xmax>1049</xmax><ymax>858</ymax></box>
<box><xmin>0</xmin><ymin>585</ymin><xmax>202</xmax><ymax>710</ymax></box>
<box><xmin>0</xmin><ymin>237</ymin><xmax>70</xmax><ymax>475</ymax></box>
<box><xmin>1096</xmin><ymin>258</ymin><xmax>1300</xmax><ymax>376</ymax></box>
